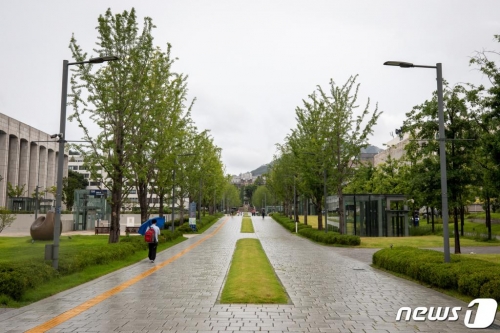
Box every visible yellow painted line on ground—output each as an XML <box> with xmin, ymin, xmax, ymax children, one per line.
<box><xmin>25</xmin><ymin>216</ymin><xmax>229</xmax><ymax>333</ymax></box>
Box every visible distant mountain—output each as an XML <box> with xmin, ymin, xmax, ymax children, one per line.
<box><xmin>361</xmin><ymin>145</ymin><xmax>383</xmax><ymax>154</ymax></box>
<box><xmin>248</xmin><ymin>146</ymin><xmax>381</xmax><ymax>176</ymax></box>
<box><xmin>251</xmin><ymin>164</ymin><xmax>269</xmax><ymax>176</ymax></box>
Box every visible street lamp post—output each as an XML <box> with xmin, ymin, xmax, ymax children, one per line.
<box><xmin>51</xmin><ymin>56</ymin><xmax>118</xmax><ymax>270</ymax></box>
<box><xmin>171</xmin><ymin>153</ymin><xmax>195</xmax><ymax>231</ymax></box>
<box><xmin>293</xmin><ymin>175</ymin><xmax>297</xmax><ymax>233</ymax></box>
<box><xmin>199</xmin><ymin>178</ymin><xmax>202</xmax><ymax>222</ymax></box>
<box><xmin>324</xmin><ymin>169</ymin><xmax>327</xmax><ymax>233</ymax></box>
<box><xmin>384</xmin><ymin>61</ymin><xmax>450</xmax><ymax>263</ymax></box>
<box><xmin>264</xmin><ymin>192</ymin><xmax>266</xmax><ymax>214</ymax></box>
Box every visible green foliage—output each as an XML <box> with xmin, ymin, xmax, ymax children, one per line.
<box><xmin>7</xmin><ymin>182</ymin><xmax>26</xmax><ymax>198</ymax></box>
<box><xmin>176</xmin><ymin>214</ymin><xmax>222</xmax><ymax>233</ymax></box>
<box><xmin>272</xmin><ymin>213</ymin><xmax>308</xmax><ymax>232</ymax></box>
<box><xmin>0</xmin><ymin>231</ymin><xmax>183</xmax><ymax>301</ymax></box>
<box><xmin>408</xmin><ymin>225</ymin><xmax>443</xmax><ymax>236</ymax></box>
<box><xmin>244</xmin><ymin>184</ymin><xmax>258</xmax><ymax>204</ymax></box>
<box><xmin>0</xmin><ymin>207</ymin><xmax>16</xmax><ymax>233</ymax></box>
<box><xmin>66</xmin><ymin>8</ymin><xmax>225</xmax><ymax>242</ymax></box>
<box><xmin>298</xmin><ymin>228</ymin><xmax>361</xmax><ymax>246</ymax></box>
<box><xmin>223</xmin><ymin>182</ymin><xmax>241</xmax><ymax>211</ymax></box>
<box><xmin>271</xmin><ymin>213</ymin><xmax>359</xmax><ymax>245</ymax></box>
<box><xmin>241</xmin><ymin>217</ymin><xmax>254</xmax><ymax>233</ymax></box>
<box><xmin>220</xmin><ymin>239</ymin><xmax>288</xmax><ymax>304</ymax></box>
<box><xmin>271</xmin><ymin>75</ymin><xmax>381</xmax><ymax>233</ymax></box>
<box><xmin>373</xmin><ymin>247</ymin><xmax>500</xmax><ymax>301</ymax></box>
<box><xmin>0</xmin><ymin>261</ymin><xmax>59</xmax><ymax>301</ymax></box>
<box><xmin>62</xmin><ymin>170</ymin><xmax>89</xmax><ymax>211</ymax></box>
<box><xmin>252</xmin><ymin>186</ymin><xmax>271</xmax><ymax>209</ymax></box>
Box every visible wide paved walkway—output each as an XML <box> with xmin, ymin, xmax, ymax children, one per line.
<box><xmin>1</xmin><ymin>215</ymin><xmax>499</xmax><ymax>332</ymax></box>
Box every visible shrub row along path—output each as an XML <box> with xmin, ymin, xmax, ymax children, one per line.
<box><xmin>1</xmin><ymin>215</ymin><xmax>500</xmax><ymax>332</ymax></box>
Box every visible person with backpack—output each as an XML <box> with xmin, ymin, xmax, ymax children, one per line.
<box><xmin>145</xmin><ymin>219</ymin><xmax>160</xmax><ymax>263</ymax></box>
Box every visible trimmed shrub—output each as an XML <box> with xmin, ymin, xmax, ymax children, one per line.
<box><xmin>176</xmin><ymin>213</ymin><xmax>223</xmax><ymax>233</ymax></box>
<box><xmin>271</xmin><ymin>213</ymin><xmax>360</xmax><ymax>246</ymax></box>
<box><xmin>480</xmin><ymin>280</ymin><xmax>500</xmax><ymax>300</ymax></box>
<box><xmin>0</xmin><ymin>230</ymin><xmax>184</xmax><ymax>301</ymax></box>
<box><xmin>373</xmin><ymin>247</ymin><xmax>500</xmax><ymax>302</ymax></box>
<box><xmin>408</xmin><ymin>225</ymin><xmax>443</xmax><ymax>236</ymax></box>
<box><xmin>0</xmin><ymin>261</ymin><xmax>58</xmax><ymax>300</ymax></box>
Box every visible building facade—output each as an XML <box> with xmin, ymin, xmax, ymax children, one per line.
<box><xmin>0</xmin><ymin>113</ymin><xmax>68</xmax><ymax>209</ymax></box>
<box><xmin>373</xmin><ymin>133</ymin><xmax>410</xmax><ymax>166</ymax></box>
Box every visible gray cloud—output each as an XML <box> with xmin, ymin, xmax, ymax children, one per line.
<box><xmin>1</xmin><ymin>0</ymin><xmax>499</xmax><ymax>176</ymax></box>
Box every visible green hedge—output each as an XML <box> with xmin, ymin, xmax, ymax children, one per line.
<box><xmin>0</xmin><ymin>230</ymin><xmax>183</xmax><ymax>302</ymax></box>
<box><xmin>373</xmin><ymin>247</ymin><xmax>500</xmax><ymax>301</ymax></box>
<box><xmin>271</xmin><ymin>213</ymin><xmax>312</xmax><ymax>232</ymax></box>
<box><xmin>0</xmin><ymin>261</ymin><xmax>59</xmax><ymax>300</ymax></box>
<box><xmin>298</xmin><ymin>228</ymin><xmax>361</xmax><ymax>246</ymax></box>
<box><xmin>271</xmin><ymin>213</ymin><xmax>360</xmax><ymax>246</ymax></box>
<box><xmin>176</xmin><ymin>213</ymin><xmax>223</xmax><ymax>233</ymax></box>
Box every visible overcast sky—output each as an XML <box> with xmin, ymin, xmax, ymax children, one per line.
<box><xmin>1</xmin><ymin>1</ymin><xmax>499</xmax><ymax>175</ymax></box>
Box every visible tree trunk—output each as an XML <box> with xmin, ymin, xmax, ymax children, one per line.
<box><xmin>453</xmin><ymin>206</ymin><xmax>461</xmax><ymax>254</ymax></box>
<box><xmin>316</xmin><ymin>202</ymin><xmax>323</xmax><ymax>230</ymax></box>
<box><xmin>431</xmin><ymin>206</ymin><xmax>435</xmax><ymax>233</ymax></box>
<box><xmin>109</xmin><ymin>125</ymin><xmax>124</xmax><ymax>244</ymax></box>
<box><xmin>486</xmin><ymin>195</ymin><xmax>492</xmax><ymax>240</ymax></box>
<box><xmin>109</xmin><ymin>182</ymin><xmax>122</xmax><ymax>243</ymax></box>
<box><xmin>304</xmin><ymin>197</ymin><xmax>308</xmax><ymax>225</ymax></box>
<box><xmin>460</xmin><ymin>205</ymin><xmax>465</xmax><ymax>237</ymax></box>
<box><xmin>180</xmin><ymin>193</ymin><xmax>185</xmax><ymax>226</ymax></box>
<box><xmin>426</xmin><ymin>206</ymin><xmax>429</xmax><ymax>224</ymax></box>
<box><xmin>338</xmin><ymin>189</ymin><xmax>344</xmax><ymax>234</ymax></box>
<box><xmin>159</xmin><ymin>193</ymin><xmax>164</xmax><ymax>218</ymax></box>
<box><xmin>137</xmin><ymin>180</ymin><xmax>148</xmax><ymax>223</ymax></box>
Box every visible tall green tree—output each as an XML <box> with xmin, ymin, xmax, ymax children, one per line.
<box><xmin>62</xmin><ymin>170</ymin><xmax>89</xmax><ymax>211</ymax></box>
<box><xmin>253</xmin><ymin>186</ymin><xmax>271</xmax><ymax>210</ymax></box>
<box><xmin>7</xmin><ymin>183</ymin><xmax>26</xmax><ymax>198</ymax></box>
<box><xmin>0</xmin><ymin>207</ymin><xmax>16</xmax><ymax>234</ymax></box>
<box><xmin>149</xmin><ymin>74</ymin><xmax>193</xmax><ymax>220</ymax></box>
<box><xmin>403</xmin><ymin>83</ymin><xmax>479</xmax><ymax>253</ymax></box>
<box><xmin>469</xmin><ymin>34</ymin><xmax>500</xmax><ymax>239</ymax></box>
<box><xmin>287</xmin><ymin>76</ymin><xmax>381</xmax><ymax>233</ymax></box>
<box><xmin>130</xmin><ymin>47</ymin><xmax>193</xmax><ymax>223</ymax></box>
<box><xmin>69</xmin><ymin>8</ymin><xmax>161</xmax><ymax>242</ymax></box>
<box><xmin>223</xmin><ymin>182</ymin><xmax>241</xmax><ymax>212</ymax></box>
<box><xmin>269</xmin><ymin>145</ymin><xmax>297</xmax><ymax>219</ymax></box>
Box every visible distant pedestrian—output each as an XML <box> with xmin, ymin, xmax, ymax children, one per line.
<box><xmin>148</xmin><ymin>219</ymin><xmax>161</xmax><ymax>263</ymax></box>
<box><xmin>261</xmin><ymin>208</ymin><xmax>265</xmax><ymax>219</ymax></box>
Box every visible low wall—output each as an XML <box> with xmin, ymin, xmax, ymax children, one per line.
<box><xmin>2</xmin><ymin>214</ymin><xmax>74</xmax><ymax>234</ymax></box>
<box><xmin>470</xmin><ymin>218</ymin><xmax>500</xmax><ymax>224</ymax></box>
<box><xmin>1</xmin><ymin>213</ymin><xmax>181</xmax><ymax>236</ymax></box>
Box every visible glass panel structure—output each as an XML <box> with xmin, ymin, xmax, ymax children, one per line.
<box><xmin>342</xmin><ymin>194</ymin><xmax>409</xmax><ymax>237</ymax></box>
<box><xmin>73</xmin><ymin>189</ymin><xmax>111</xmax><ymax>230</ymax></box>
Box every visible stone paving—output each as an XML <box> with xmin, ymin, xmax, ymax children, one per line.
<box><xmin>0</xmin><ymin>215</ymin><xmax>499</xmax><ymax>332</ymax></box>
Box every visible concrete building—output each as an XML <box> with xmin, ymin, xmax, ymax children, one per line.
<box><xmin>373</xmin><ymin>133</ymin><xmax>411</xmax><ymax>166</ymax></box>
<box><xmin>67</xmin><ymin>153</ymin><xmax>189</xmax><ymax>212</ymax></box>
<box><xmin>0</xmin><ymin>113</ymin><xmax>68</xmax><ymax>209</ymax></box>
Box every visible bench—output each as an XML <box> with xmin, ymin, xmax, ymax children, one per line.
<box><xmin>125</xmin><ymin>226</ymin><xmax>140</xmax><ymax>234</ymax></box>
<box><xmin>95</xmin><ymin>226</ymin><xmax>110</xmax><ymax>235</ymax></box>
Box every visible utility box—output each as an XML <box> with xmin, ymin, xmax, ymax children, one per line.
<box><xmin>45</xmin><ymin>244</ymin><xmax>53</xmax><ymax>260</ymax></box>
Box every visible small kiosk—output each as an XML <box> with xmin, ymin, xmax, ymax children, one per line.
<box><xmin>73</xmin><ymin>189</ymin><xmax>111</xmax><ymax>231</ymax></box>
<box><xmin>342</xmin><ymin>194</ymin><xmax>410</xmax><ymax>237</ymax></box>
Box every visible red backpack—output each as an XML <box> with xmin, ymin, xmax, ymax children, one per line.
<box><xmin>144</xmin><ymin>226</ymin><xmax>155</xmax><ymax>243</ymax></box>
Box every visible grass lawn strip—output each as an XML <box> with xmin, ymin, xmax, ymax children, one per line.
<box><xmin>0</xmin><ymin>235</ymin><xmax>186</xmax><ymax>308</ymax></box>
<box><xmin>359</xmin><ymin>235</ymin><xmax>500</xmax><ymax>248</ymax></box>
<box><xmin>241</xmin><ymin>217</ymin><xmax>255</xmax><ymax>233</ymax></box>
<box><xmin>220</xmin><ymin>239</ymin><xmax>288</xmax><ymax>304</ymax></box>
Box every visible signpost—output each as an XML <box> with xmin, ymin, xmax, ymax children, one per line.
<box><xmin>189</xmin><ymin>202</ymin><xmax>197</xmax><ymax>231</ymax></box>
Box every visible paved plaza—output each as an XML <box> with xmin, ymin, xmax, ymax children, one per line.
<box><xmin>1</xmin><ymin>215</ymin><xmax>500</xmax><ymax>332</ymax></box>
